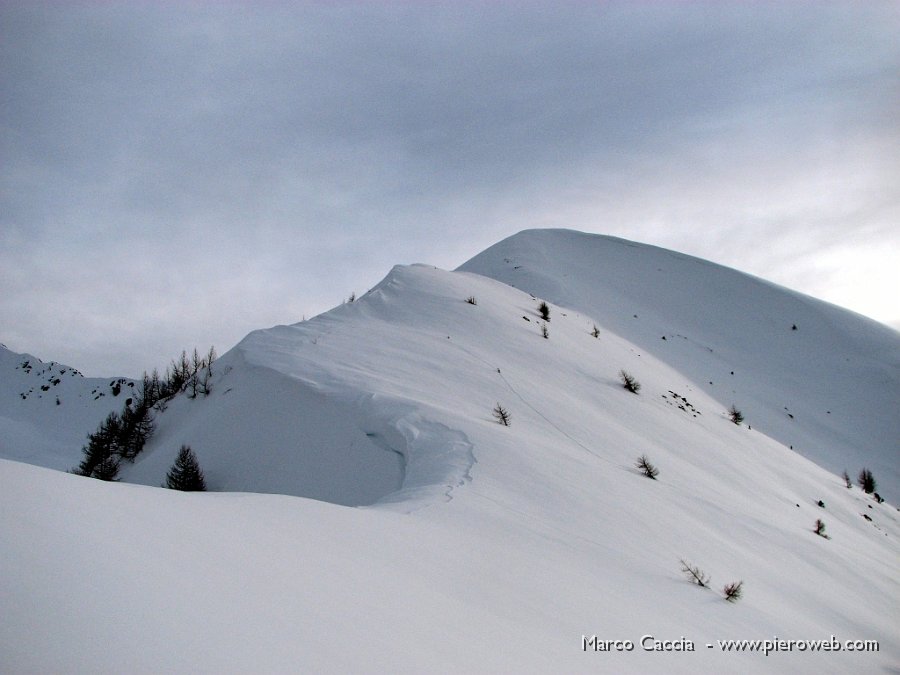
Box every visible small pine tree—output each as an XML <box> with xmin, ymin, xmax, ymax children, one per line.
<box><xmin>540</xmin><ymin>323</ymin><xmax>549</xmax><ymax>339</ymax></box>
<box><xmin>198</xmin><ymin>345</ymin><xmax>216</xmax><ymax>396</ymax></box>
<box><xmin>814</xmin><ymin>518</ymin><xmax>829</xmax><ymax>538</ymax></box>
<box><xmin>635</xmin><ymin>455</ymin><xmax>659</xmax><ymax>479</ymax></box>
<box><xmin>619</xmin><ymin>370</ymin><xmax>640</xmax><ymax>394</ymax></box>
<box><xmin>842</xmin><ymin>470</ymin><xmax>852</xmax><ymax>489</ymax></box>
<box><xmin>679</xmin><ymin>559</ymin><xmax>709</xmax><ymax>587</ymax></box>
<box><xmin>857</xmin><ymin>468</ymin><xmax>876</xmax><ymax>494</ymax></box>
<box><xmin>492</xmin><ymin>403</ymin><xmax>511</xmax><ymax>426</ymax></box>
<box><xmin>187</xmin><ymin>348</ymin><xmax>200</xmax><ymax>398</ymax></box>
<box><xmin>165</xmin><ymin>445</ymin><xmax>207</xmax><ymax>491</ymax></box>
<box><xmin>591</xmin><ymin>324</ymin><xmax>600</xmax><ymax>338</ymax></box>
<box><xmin>723</xmin><ymin>580</ymin><xmax>743</xmax><ymax>602</ymax></box>
<box><xmin>146</xmin><ymin>368</ymin><xmax>167</xmax><ymax>411</ymax></box>
<box><xmin>728</xmin><ymin>404</ymin><xmax>744</xmax><ymax>425</ymax></box>
<box><xmin>538</xmin><ymin>301</ymin><xmax>550</xmax><ymax>322</ymax></box>
<box><xmin>198</xmin><ymin>367</ymin><xmax>211</xmax><ymax>397</ymax></box>
<box><xmin>166</xmin><ymin>351</ymin><xmax>191</xmax><ymax>395</ymax></box>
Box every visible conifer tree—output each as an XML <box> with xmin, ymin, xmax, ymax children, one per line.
<box><xmin>146</xmin><ymin>369</ymin><xmax>168</xmax><ymax>411</ymax></box>
<box><xmin>492</xmin><ymin>403</ymin><xmax>511</xmax><ymax>426</ymax></box>
<box><xmin>167</xmin><ymin>351</ymin><xmax>191</xmax><ymax>394</ymax></box>
<box><xmin>857</xmin><ymin>468</ymin><xmax>877</xmax><ymax>494</ymax></box>
<box><xmin>619</xmin><ymin>370</ymin><xmax>641</xmax><ymax>394</ymax></box>
<box><xmin>92</xmin><ymin>451</ymin><xmax>121</xmax><ymax>481</ymax></box>
<box><xmin>538</xmin><ymin>301</ymin><xmax>550</xmax><ymax>322</ymax></box>
<box><xmin>199</xmin><ymin>346</ymin><xmax>217</xmax><ymax>395</ymax></box>
<box><xmin>76</xmin><ymin>411</ymin><xmax>123</xmax><ymax>479</ymax></box>
<box><xmin>635</xmin><ymin>454</ymin><xmax>659</xmax><ymax>479</ymax></box>
<box><xmin>723</xmin><ymin>580</ymin><xmax>743</xmax><ymax>602</ymax></box>
<box><xmin>165</xmin><ymin>445</ymin><xmax>207</xmax><ymax>491</ymax></box>
<box><xmin>117</xmin><ymin>401</ymin><xmax>154</xmax><ymax>461</ymax></box>
<box><xmin>188</xmin><ymin>348</ymin><xmax>203</xmax><ymax>398</ymax></box>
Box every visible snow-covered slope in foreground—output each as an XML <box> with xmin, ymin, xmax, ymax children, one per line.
<box><xmin>5</xmin><ymin>456</ymin><xmax>895</xmax><ymax>673</ymax></box>
<box><xmin>2</xmin><ymin>232</ymin><xmax>899</xmax><ymax>672</ymax></box>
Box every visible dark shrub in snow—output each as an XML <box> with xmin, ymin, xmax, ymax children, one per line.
<box><xmin>858</xmin><ymin>468</ymin><xmax>876</xmax><ymax>494</ymax></box>
<box><xmin>635</xmin><ymin>455</ymin><xmax>659</xmax><ymax>479</ymax></box>
<box><xmin>723</xmin><ymin>580</ymin><xmax>743</xmax><ymax>602</ymax></box>
<box><xmin>492</xmin><ymin>403</ymin><xmax>511</xmax><ymax>426</ymax></box>
<box><xmin>538</xmin><ymin>301</ymin><xmax>550</xmax><ymax>321</ymax></box>
<box><xmin>679</xmin><ymin>559</ymin><xmax>709</xmax><ymax>587</ymax></box>
<box><xmin>619</xmin><ymin>370</ymin><xmax>640</xmax><ymax>394</ymax></box>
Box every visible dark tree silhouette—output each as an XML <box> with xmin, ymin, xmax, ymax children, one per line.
<box><xmin>635</xmin><ymin>455</ymin><xmax>659</xmax><ymax>479</ymax></box>
<box><xmin>857</xmin><ymin>468</ymin><xmax>876</xmax><ymax>494</ymax></box>
<box><xmin>76</xmin><ymin>411</ymin><xmax>123</xmax><ymax>480</ymax></box>
<box><xmin>679</xmin><ymin>559</ymin><xmax>710</xmax><ymax>587</ymax></box>
<box><xmin>619</xmin><ymin>370</ymin><xmax>641</xmax><ymax>394</ymax></box>
<box><xmin>117</xmin><ymin>403</ymin><xmax>154</xmax><ymax>460</ymax></box>
<box><xmin>538</xmin><ymin>301</ymin><xmax>550</xmax><ymax>321</ymax></box>
<box><xmin>165</xmin><ymin>445</ymin><xmax>207</xmax><ymax>491</ymax></box>
<box><xmin>492</xmin><ymin>403</ymin><xmax>511</xmax><ymax>426</ymax></box>
<box><xmin>723</xmin><ymin>580</ymin><xmax>743</xmax><ymax>602</ymax></box>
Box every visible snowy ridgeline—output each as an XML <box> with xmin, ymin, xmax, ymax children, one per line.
<box><xmin>1</xmin><ymin>230</ymin><xmax>898</xmax><ymax>672</ymax></box>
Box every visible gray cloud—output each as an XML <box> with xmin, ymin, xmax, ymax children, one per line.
<box><xmin>2</xmin><ymin>2</ymin><xmax>898</xmax><ymax>376</ymax></box>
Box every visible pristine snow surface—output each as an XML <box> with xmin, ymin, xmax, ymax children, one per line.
<box><xmin>1</xmin><ymin>230</ymin><xmax>898</xmax><ymax>673</ymax></box>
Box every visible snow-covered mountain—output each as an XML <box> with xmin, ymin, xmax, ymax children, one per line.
<box><xmin>1</xmin><ymin>230</ymin><xmax>898</xmax><ymax>673</ymax></box>
<box><xmin>460</xmin><ymin>229</ymin><xmax>900</xmax><ymax>498</ymax></box>
<box><xmin>0</xmin><ymin>344</ymin><xmax>135</xmax><ymax>470</ymax></box>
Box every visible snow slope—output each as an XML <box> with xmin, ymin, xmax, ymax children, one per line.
<box><xmin>461</xmin><ymin>229</ymin><xmax>900</xmax><ymax>498</ymax></box>
<box><xmin>2</xmin><ymin>231</ymin><xmax>898</xmax><ymax>672</ymax></box>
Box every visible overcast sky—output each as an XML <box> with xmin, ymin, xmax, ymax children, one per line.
<box><xmin>2</xmin><ymin>2</ymin><xmax>898</xmax><ymax>377</ymax></box>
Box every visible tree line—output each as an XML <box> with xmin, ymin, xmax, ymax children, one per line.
<box><xmin>75</xmin><ymin>347</ymin><xmax>216</xmax><ymax>481</ymax></box>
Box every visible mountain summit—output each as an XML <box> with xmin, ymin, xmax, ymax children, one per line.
<box><xmin>460</xmin><ymin>229</ymin><xmax>900</xmax><ymax>497</ymax></box>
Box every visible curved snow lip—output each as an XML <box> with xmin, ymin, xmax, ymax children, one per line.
<box><xmin>235</xmin><ymin>337</ymin><xmax>477</xmax><ymax>510</ymax></box>
<box><xmin>359</xmin><ymin>403</ymin><xmax>476</xmax><ymax>510</ymax></box>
